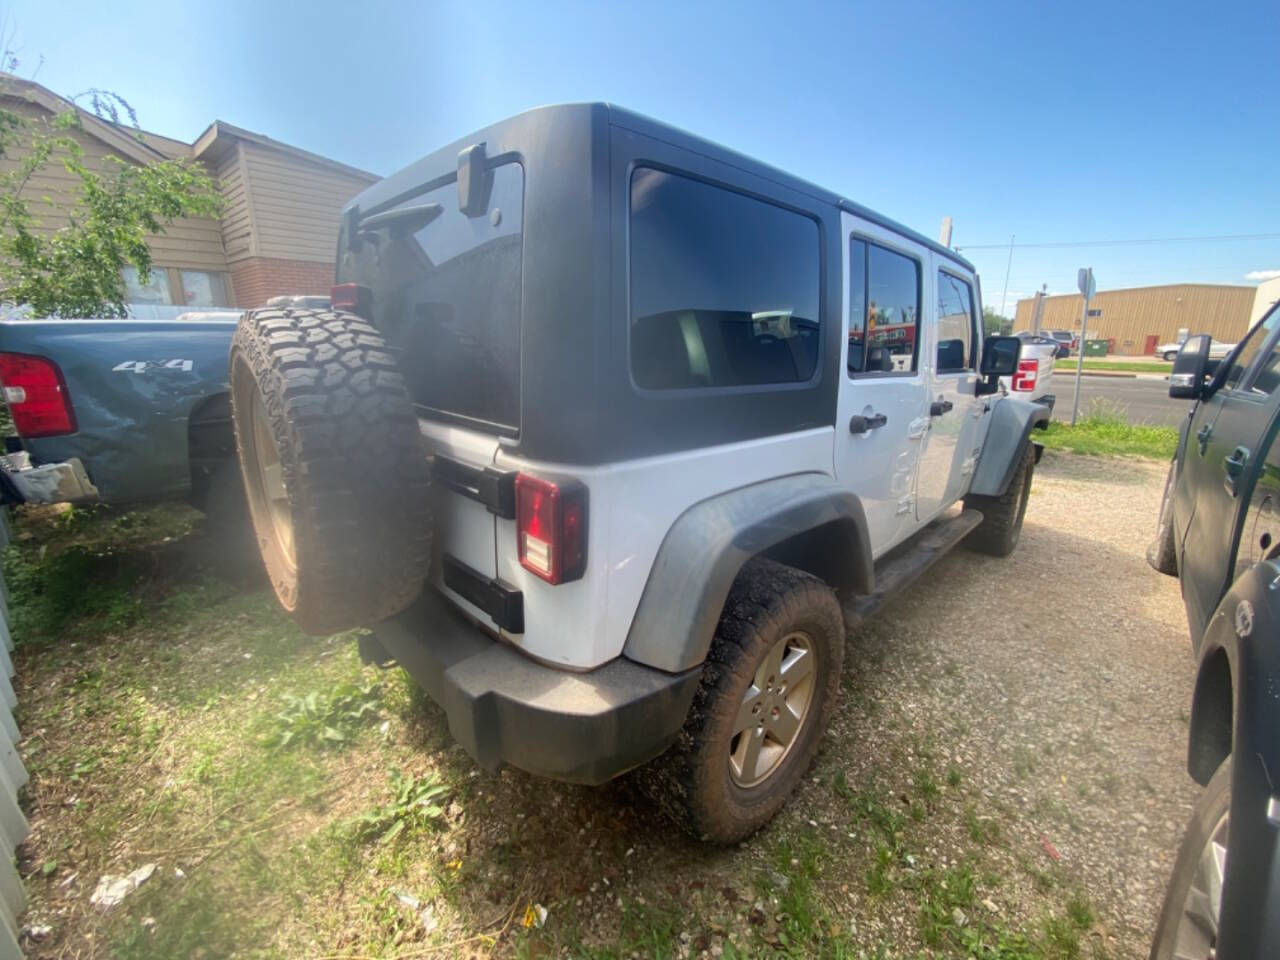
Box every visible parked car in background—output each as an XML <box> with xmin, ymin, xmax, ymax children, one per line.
<box><xmin>1156</xmin><ymin>338</ymin><xmax>1236</xmax><ymax>362</ymax></box>
<box><xmin>1010</xmin><ymin>331</ymin><xmax>1059</xmax><ymax>412</ymax></box>
<box><xmin>1044</xmin><ymin>329</ymin><xmax>1073</xmax><ymax>358</ymax></box>
<box><xmin>1146</xmin><ymin>307</ymin><xmax>1280</xmax><ymax>959</ymax></box>
<box><xmin>0</xmin><ymin>313</ymin><xmax>258</xmax><ymax>568</ymax></box>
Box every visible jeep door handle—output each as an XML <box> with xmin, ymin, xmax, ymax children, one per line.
<box><xmin>1197</xmin><ymin>423</ymin><xmax>1212</xmax><ymax>456</ymax></box>
<box><xmin>1224</xmin><ymin>446</ymin><xmax>1250</xmax><ymax>497</ymax></box>
<box><xmin>849</xmin><ymin>412</ymin><xmax>888</xmax><ymax>434</ymax></box>
<box><xmin>929</xmin><ymin>399</ymin><xmax>953</xmax><ymax>417</ymax></box>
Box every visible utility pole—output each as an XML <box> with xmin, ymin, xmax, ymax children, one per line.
<box><xmin>999</xmin><ymin>234</ymin><xmax>1014</xmax><ymax>318</ymax></box>
<box><xmin>1071</xmin><ymin>268</ymin><xmax>1095</xmax><ymax>427</ymax></box>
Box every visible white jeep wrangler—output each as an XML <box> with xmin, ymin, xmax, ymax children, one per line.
<box><xmin>228</xmin><ymin>104</ymin><xmax>1046</xmax><ymax>842</ymax></box>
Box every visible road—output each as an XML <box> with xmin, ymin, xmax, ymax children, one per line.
<box><xmin>1046</xmin><ymin>372</ymin><xmax>1192</xmax><ymax>427</ymax></box>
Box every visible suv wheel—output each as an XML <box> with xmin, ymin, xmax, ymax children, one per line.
<box><xmin>1149</xmin><ymin>759</ymin><xmax>1230</xmax><ymax>960</ymax></box>
<box><xmin>1147</xmin><ymin>459</ymin><xmax>1179</xmax><ymax>576</ymax></box>
<box><xmin>229</xmin><ymin>307</ymin><xmax>432</xmax><ymax>635</ymax></box>
<box><xmin>963</xmin><ymin>442</ymin><xmax>1035</xmax><ymax>557</ymax></box>
<box><xmin>642</xmin><ymin>558</ymin><xmax>844</xmax><ymax>843</ymax></box>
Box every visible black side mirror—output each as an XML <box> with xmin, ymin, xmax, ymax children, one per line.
<box><xmin>977</xmin><ymin>335</ymin><xmax>1021</xmax><ymax>395</ymax></box>
<box><xmin>1169</xmin><ymin>334</ymin><xmax>1211</xmax><ymax>399</ymax></box>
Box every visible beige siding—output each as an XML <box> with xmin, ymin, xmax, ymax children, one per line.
<box><xmin>240</xmin><ymin>141</ymin><xmax>371</xmax><ymax>263</ymax></box>
<box><xmin>1013</xmin><ymin>284</ymin><xmax>1256</xmax><ymax>355</ymax></box>
<box><xmin>0</xmin><ymin>99</ymin><xmax>227</xmax><ymax>273</ymax></box>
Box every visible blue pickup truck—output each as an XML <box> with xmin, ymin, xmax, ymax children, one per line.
<box><xmin>0</xmin><ymin>313</ymin><xmax>243</xmax><ymax>518</ymax></box>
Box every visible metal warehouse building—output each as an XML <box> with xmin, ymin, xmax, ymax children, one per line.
<box><xmin>1012</xmin><ymin>283</ymin><xmax>1256</xmax><ymax>356</ymax></box>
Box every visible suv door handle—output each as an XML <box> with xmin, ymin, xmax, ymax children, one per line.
<box><xmin>849</xmin><ymin>412</ymin><xmax>888</xmax><ymax>434</ymax></box>
<box><xmin>1224</xmin><ymin>446</ymin><xmax>1250</xmax><ymax>497</ymax></box>
<box><xmin>1197</xmin><ymin>423</ymin><xmax>1212</xmax><ymax>456</ymax></box>
<box><xmin>929</xmin><ymin>399</ymin><xmax>953</xmax><ymax>417</ymax></box>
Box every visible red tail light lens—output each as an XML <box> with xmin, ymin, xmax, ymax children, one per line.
<box><xmin>515</xmin><ymin>473</ymin><xmax>587</xmax><ymax>584</ymax></box>
<box><xmin>330</xmin><ymin>283</ymin><xmax>372</xmax><ymax>316</ymax></box>
<box><xmin>1011</xmin><ymin>358</ymin><xmax>1039</xmax><ymax>392</ymax></box>
<box><xmin>0</xmin><ymin>352</ymin><xmax>76</xmax><ymax>437</ymax></box>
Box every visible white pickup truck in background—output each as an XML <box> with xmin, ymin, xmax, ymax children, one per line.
<box><xmin>1006</xmin><ymin>331</ymin><xmax>1059</xmax><ymax>414</ymax></box>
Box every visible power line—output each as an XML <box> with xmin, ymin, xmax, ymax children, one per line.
<box><xmin>956</xmin><ymin>232</ymin><xmax>1280</xmax><ymax>251</ymax></box>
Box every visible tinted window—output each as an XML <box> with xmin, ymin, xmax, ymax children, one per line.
<box><xmin>340</xmin><ymin>161</ymin><xmax>524</xmax><ymax>432</ymax></box>
<box><xmin>848</xmin><ymin>238</ymin><xmax>920</xmax><ymax>374</ymax></box>
<box><xmin>1245</xmin><ymin>311</ymin><xmax>1280</xmax><ymax>396</ymax></box>
<box><xmin>1224</xmin><ymin>306</ymin><xmax>1279</xmax><ymax>392</ymax></box>
<box><xmin>936</xmin><ymin>271</ymin><xmax>975</xmax><ymax>373</ymax></box>
<box><xmin>629</xmin><ymin>168</ymin><xmax>820</xmax><ymax>390</ymax></box>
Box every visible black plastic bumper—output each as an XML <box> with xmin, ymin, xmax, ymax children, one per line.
<box><xmin>372</xmin><ymin>590</ymin><xmax>702</xmax><ymax>785</ymax></box>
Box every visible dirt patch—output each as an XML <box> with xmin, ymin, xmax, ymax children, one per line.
<box><xmin>12</xmin><ymin>452</ymin><xmax>1195</xmax><ymax>958</ymax></box>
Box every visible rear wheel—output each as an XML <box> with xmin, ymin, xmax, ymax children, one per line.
<box><xmin>229</xmin><ymin>307</ymin><xmax>432</xmax><ymax>635</ymax></box>
<box><xmin>641</xmin><ymin>558</ymin><xmax>845</xmax><ymax>843</ymax></box>
<box><xmin>1149</xmin><ymin>759</ymin><xmax>1230</xmax><ymax>960</ymax></box>
<box><xmin>963</xmin><ymin>442</ymin><xmax>1035</xmax><ymax>557</ymax></box>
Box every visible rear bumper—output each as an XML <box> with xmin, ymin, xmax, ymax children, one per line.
<box><xmin>1034</xmin><ymin>393</ymin><xmax>1056</xmax><ymax>416</ymax></box>
<box><xmin>371</xmin><ymin>590</ymin><xmax>701</xmax><ymax>785</ymax></box>
<box><xmin>0</xmin><ymin>451</ymin><xmax>99</xmax><ymax>504</ymax></box>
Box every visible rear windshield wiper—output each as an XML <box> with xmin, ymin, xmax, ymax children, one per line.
<box><xmin>358</xmin><ymin>202</ymin><xmax>443</xmax><ymax>235</ymax></box>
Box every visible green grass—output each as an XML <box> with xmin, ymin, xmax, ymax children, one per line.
<box><xmin>1056</xmin><ymin>359</ymin><xmax>1172</xmax><ymax>374</ymax></box>
<box><xmin>1037</xmin><ymin>399</ymin><xmax>1177</xmax><ymax>459</ymax></box>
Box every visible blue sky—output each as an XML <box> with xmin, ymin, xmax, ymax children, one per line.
<box><xmin>7</xmin><ymin>0</ymin><xmax>1278</xmax><ymax>314</ymax></box>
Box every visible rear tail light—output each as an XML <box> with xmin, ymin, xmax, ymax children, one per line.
<box><xmin>0</xmin><ymin>352</ymin><xmax>76</xmax><ymax>437</ymax></box>
<box><xmin>1011</xmin><ymin>358</ymin><xmax>1039</xmax><ymax>392</ymax></box>
<box><xmin>330</xmin><ymin>283</ymin><xmax>372</xmax><ymax>317</ymax></box>
<box><xmin>515</xmin><ymin>473</ymin><xmax>587</xmax><ymax>584</ymax></box>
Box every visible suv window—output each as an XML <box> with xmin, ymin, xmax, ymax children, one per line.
<box><xmin>629</xmin><ymin>168</ymin><xmax>820</xmax><ymax>390</ymax></box>
<box><xmin>1223</xmin><ymin>306</ymin><xmax>1280</xmax><ymax>392</ymax></box>
<box><xmin>848</xmin><ymin>238</ymin><xmax>920</xmax><ymax>374</ymax></box>
<box><xmin>936</xmin><ymin>271</ymin><xmax>976</xmax><ymax>373</ymax></box>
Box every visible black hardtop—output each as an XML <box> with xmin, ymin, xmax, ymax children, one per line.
<box><xmin>342</xmin><ymin>102</ymin><xmax>974</xmax><ymax>274</ymax></box>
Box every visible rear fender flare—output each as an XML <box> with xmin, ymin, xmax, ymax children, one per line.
<box><xmin>622</xmin><ymin>473</ymin><xmax>872</xmax><ymax>674</ymax></box>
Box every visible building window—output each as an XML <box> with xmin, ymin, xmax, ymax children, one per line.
<box><xmin>629</xmin><ymin>167</ymin><xmax>821</xmax><ymax>391</ymax></box>
<box><xmin>122</xmin><ymin>265</ymin><xmax>172</xmax><ymax>305</ymax></box>
<box><xmin>179</xmin><ymin>270</ymin><xmax>228</xmax><ymax>307</ymax></box>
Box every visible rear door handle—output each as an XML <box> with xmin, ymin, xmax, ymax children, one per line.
<box><xmin>849</xmin><ymin>412</ymin><xmax>888</xmax><ymax>434</ymax></box>
<box><xmin>929</xmin><ymin>399</ymin><xmax>953</xmax><ymax>417</ymax></box>
<box><xmin>1224</xmin><ymin>446</ymin><xmax>1250</xmax><ymax>497</ymax></box>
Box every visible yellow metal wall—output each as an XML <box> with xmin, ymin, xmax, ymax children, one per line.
<box><xmin>1013</xmin><ymin>284</ymin><xmax>1256</xmax><ymax>355</ymax></box>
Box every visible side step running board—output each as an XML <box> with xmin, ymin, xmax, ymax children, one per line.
<box><xmin>843</xmin><ymin>508</ymin><xmax>984</xmax><ymax>629</ymax></box>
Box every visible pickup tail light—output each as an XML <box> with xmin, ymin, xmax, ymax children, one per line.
<box><xmin>0</xmin><ymin>352</ymin><xmax>76</xmax><ymax>437</ymax></box>
<box><xmin>1011</xmin><ymin>358</ymin><xmax>1039</xmax><ymax>393</ymax></box>
<box><xmin>330</xmin><ymin>283</ymin><xmax>372</xmax><ymax>317</ymax></box>
<box><xmin>515</xmin><ymin>473</ymin><xmax>587</xmax><ymax>584</ymax></box>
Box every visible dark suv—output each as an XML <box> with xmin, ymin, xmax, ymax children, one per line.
<box><xmin>1147</xmin><ymin>305</ymin><xmax>1280</xmax><ymax>959</ymax></box>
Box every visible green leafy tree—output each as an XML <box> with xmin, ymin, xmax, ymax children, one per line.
<box><xmin>982</xmin><ymin>307</ymin><xmax>1012</xmax><ymax>337</ymax></box>
<box><xmin>0</xmin><ymin>68</ymin><xmax>222</xmax><ymax>317</ymax></box>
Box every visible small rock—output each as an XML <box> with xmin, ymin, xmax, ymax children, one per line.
<box><xmin>982</xmin><ymin>898</ymin><xmax>1000</xmax><ymax>914</ymax></box>
<box><xmin>952</xmin><ymin>907</ymin><xmax>968</xmax><ymax>928</ymax></box>
<box><xmin>21</xmin><ymin>923</ymin><xmax>52</xmax><ymax>942</ymax></box>
<box><xmin>90</xmin><ymin>863</ymin><xmax>156</xmax><ymax>910</ymax></box>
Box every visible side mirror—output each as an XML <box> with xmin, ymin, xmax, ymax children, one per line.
<box><xmin>1169</xmin><ymin>334</ymin><xmax>1211</xmax><ymax>399</ymax></box>
<box><xmin>976</xmin><ymin>335</ymin><xmax>1021</xmax><ymax>396</ymax></box>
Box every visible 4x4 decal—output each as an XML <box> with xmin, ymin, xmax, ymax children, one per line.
<box><xmin>112</xmin><ymin>359</ymin><xmax>194</xmax><ymax>373</ymax></box>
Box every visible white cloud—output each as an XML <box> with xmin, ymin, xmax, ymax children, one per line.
<box><xmin>1245</xmin><ymin>269</ymin><xmax>1280</xmax><ymax>282</ymax></box>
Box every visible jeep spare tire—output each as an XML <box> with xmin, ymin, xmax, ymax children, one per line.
<box><xmin>229</xmin><ymin>308</ymin><xmax>432</xmax><ymax>635</ymax></box>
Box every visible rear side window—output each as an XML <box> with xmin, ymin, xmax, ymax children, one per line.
<box><xmin>629</xmin><ymin>168</ymin><xmax>820</xmax><ymax>390</ymax></box>
<box><xmin>848</xmin><ymin>238</ymin><xmax>920</xmax><ymax>374</ymax></box>
<box><xmin>936</xmin><ymin>271</ymin><xmax>976</xmax><ymax>373</ymax></box>
<box><xmin>1224</xmin><ymin>306</ymin><xmax>1280</xmax><ymax>393</ymax></box>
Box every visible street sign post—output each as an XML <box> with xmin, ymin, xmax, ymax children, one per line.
<box><xmin>1071</xmin><ymin>268</ymin><xmax>1094</xmax><ymax>426</ymax></box>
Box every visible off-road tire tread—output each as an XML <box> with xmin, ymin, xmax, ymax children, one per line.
<box><xmin>640</xmin><ymin>558</ymin><xmax>844</xmax><ymax>843</ymax></box>
<box><xmin>229</xmin><ymin>307</ymin><xmax>431</xmax><ymax>634</ymax></box>
<box><xmin>963</xmin><ymin>442</ymin><xmax>1035</xmax><ymax>557</ymax></box>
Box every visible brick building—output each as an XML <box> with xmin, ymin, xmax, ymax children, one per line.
<box><xmin>0</xmin><ymin>76</ymin><xmax>377</xmax><ymax>313</ymax></box>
